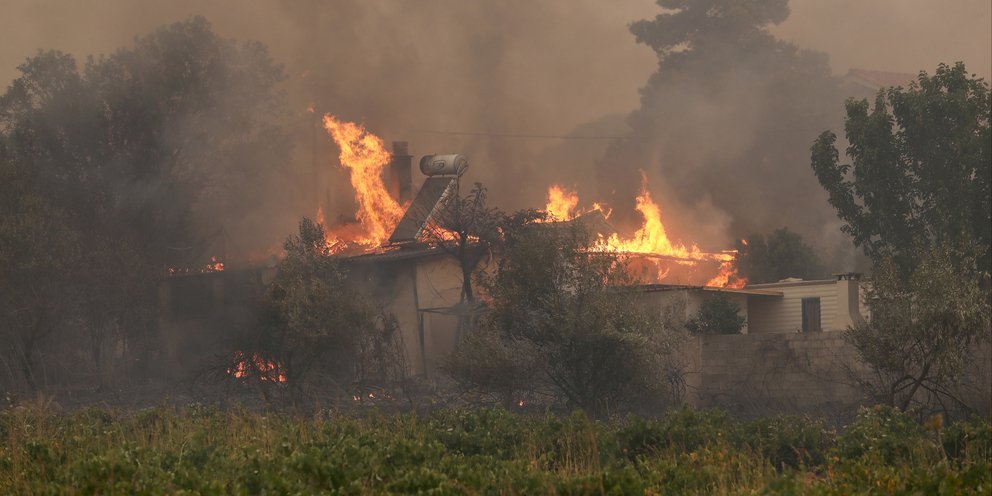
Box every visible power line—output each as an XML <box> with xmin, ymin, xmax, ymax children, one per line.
<box><xmin>411</xmin><ymin>129</ymin><xmax>623</xmax><ymax>140</ymax></box>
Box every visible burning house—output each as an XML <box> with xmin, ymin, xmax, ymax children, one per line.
<box><xmin>158</xmin><ymin>115</ymin><xmax>868</xmax><ymax>381</ymax></box>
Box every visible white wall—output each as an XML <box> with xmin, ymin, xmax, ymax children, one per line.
<box><xmin>747</xmin><ymin>280</ymin><xmax>841</xmax><ymax>334</ymax></box>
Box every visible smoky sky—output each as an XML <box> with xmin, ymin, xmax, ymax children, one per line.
<box><xmin>2</xmin><ymin>0</ymin><xmax>989</xmax><ymax>261</ymax></box>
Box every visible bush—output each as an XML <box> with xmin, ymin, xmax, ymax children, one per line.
<box><xmin>686</xmin><ymin>294</ymin><xmax>746</xmax><ymax>335</ymax></box>
<box><xmin>1</xmin><ymin>404</ymin><xmax>988</xmax><ymax>494</ymax></box>
<box><xmin>834</xmin><ymin>405</ymin><xmax>939</xmax><ymax>464</ymax></box>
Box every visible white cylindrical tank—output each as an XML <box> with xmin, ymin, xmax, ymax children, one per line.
<box><xmin>419</xmin><ymin>154</ymin><xmax>468</xmax><ymax>176</ymax></box>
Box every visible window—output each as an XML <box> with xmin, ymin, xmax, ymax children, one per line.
<box><xmin>802</xmin><ymin>297</ymin><xmax>821</xmax><ymax>332</ymax></box>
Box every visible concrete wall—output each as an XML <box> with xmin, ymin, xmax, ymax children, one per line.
<box><xmin>695</xmin><ymin>332</ymin><xmax>868</xmax><ymax>417</ymax></box>
<box><xmin>690</xmin><ymin>332</ymin><xmax>992</xmax><ymax>418</ymax></box>
<box><xmin>351</xmin><ymin>254</ymin><xmax>466</xmax><ymax>378</ymax></box>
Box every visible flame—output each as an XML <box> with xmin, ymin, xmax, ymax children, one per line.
<box><xmin>166</xmin><ymin>256</ymin><xmax>225</xmax><ymax>276</ymax></box>
<box><xmin>543</xmin><ymin>174</ymin><xmax>746</xmax><ymax>288</ymax></box>
<box><xmin>204</xmin><ymin>256</ymin><xmax>225</xmax><ymax>272</ymax></box>
<box><xmin>705</xmin><ymin>260</ymin><xmax>747</xmax><ymax>288</ymax></box>
<box><xmin>542</xmin><ymin>185</ymin><xmax>609</xmax><ymax>221</ymax></box>
<box><xmin>546</xmin><ymin>185</ymin><xmax>580</xmax><ymax>220</ymax></box>
<box><xmin>229</xmin><ymin>351</ymin><xmax>287</xmax><ymax>383</ymax></box>
<box><xmin>321</xmin><ymin>115</ymin><xmax>406</xmax><ymax>249</ymax></box>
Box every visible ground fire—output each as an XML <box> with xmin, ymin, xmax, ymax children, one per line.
<box><xmin>228</xmin><ymin>352</ymin><xmax>287</xmax><ymax>383</ymax></box>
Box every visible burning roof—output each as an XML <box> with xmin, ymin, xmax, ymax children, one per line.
<box><xmin>315</xmin><ymin>113</ymin><xmax>744</xmax><ymax>288</ymax></box>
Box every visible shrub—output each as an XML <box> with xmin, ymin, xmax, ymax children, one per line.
<box><xmin>834</xmin><ymin>405</ymin><xmax>939</xmax><ymax>464</ymax></box>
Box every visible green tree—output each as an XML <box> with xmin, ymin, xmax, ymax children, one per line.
<box><xmin>812</xmin><ymin>62</ymin><xmax>992</xmax><ymax>414</ymax></box>
<box><xmin>0</xmin><ymin>155</ymin><xmax>79</xmax><ymax>391</ymax></box>
<box><xmin>0</xmin><ymin>18</ymin><xmax>291</xmax><ymax>390</ymax></box>
<box><xmin>847</xmin><ymin>243</ymin><xmax>991</xmax><ymax>413</ymax></box>
<box><xmin>449</xmin><ymin>215</ymin><xmax>680</xmax><ymax>416</ymax></box>
<box><xmin>736</xmin><ymin>228</ymin><xmax>824</xmax><ymax>284</ymax></box>
<box><xmin>246</xmin><ymin>218</ymin><xmax>399</xmax><ymax>402</ymax></box>
<box><xmin>686</xmin><ymin>293</ymin><xmax>746</xmax><ymax>335</ymax></box>
<box><xmin>1</xmin><ymin>18</ymin><xmax>289</xmax><ymax>271</ymax></box>
<box><xmin>811</xmin><ymin>62</ymin><xmax>991</xmax><ymax>276</ymax></box>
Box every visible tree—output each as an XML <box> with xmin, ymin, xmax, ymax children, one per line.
<box><xmin>244</xmin><ymin>218</ymin><xmax>402</xmax><ymax>403</ymax></box>
<box><xmin>735</xmin><ymin>228</ymin><xmax>824</xmax><ymax>284</ymax></box>
<box><xmin>0</xmin><ymin>154</ymin><xmax>79</xmax><ymax>391</ymax></box>
<box><xmin>0</xmin><ymin>17</ymin><xmax>290</xmax><ymax>271</ymax></box>
<box><xmin>811</xmin><ymin>62</ymin><xmax>991</xmax><ymax>276</ymax></box>
<box><xmin>811</xmin><ymin>62</ymin><xmax>992</xmax><ymax>414</ymax></box>
<box><xmin>449</xmin><ymin>215</ymin><xmax>680</xmax><ymax>416</ymax></box>
<box><xmin>686</xmin><ymin>293</ymin><xmax>746</xmax><ymax>335</ymax></box>
<box><xmin>601</xmin><ymin>0</ymin><xmax>841</xmax><ymax>237</ymax></box>
<box><xmin>0</xmin><ymin>17</ymin><xmax>292</xmax><ymax>390</ymax></box>
<box><xmin>846</xmin><ymin>243</ymin><xmax>991</xmax><ymax>414</ymax></box>
<box><xmin>421</xmin><ymin>182</ymin><xmax>505</xmax><ymax>304</ymax></box>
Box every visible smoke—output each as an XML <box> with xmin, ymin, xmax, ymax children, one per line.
<box><xmin>1</xmin><ymin>0</ymin><xmax>988</xmax><ymax>264</ymax></box>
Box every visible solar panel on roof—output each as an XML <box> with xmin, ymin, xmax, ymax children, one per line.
<box><xmin>388</xmin><ymin>176</ymin><xmax>457</xmax><ymax>243</ymax></box>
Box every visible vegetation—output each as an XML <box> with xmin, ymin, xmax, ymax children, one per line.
<box><xmin>235</xmin><ymin>218</ymin><xmax>407</xmax><ymax>404</ymax></box>
<box><xmin>608</xmin><ymin>0</ymin><xmax>841</xmax><ymax>235</ymax></box>
<box><xmin>448</xmin><ymin>217</ymin><xmax>682</xmax><ymax>417</ymax></box>
<box><xmin>0</xmin><ymin>17</ymin><xmax>290</xmax><ymax>393</ymax></box>
<box><xmin>811</xmin><ymin>62</ymin><xmax>991</xmax><ymax>277</ymax></box>
<box><xmin>421</xmin><ymin>182</ymin><xmax>505</xmax><ymax>305</ymax></box>
<box><xmin>812</xmin><ymin>62</ymin><xmax>992</xmax><ymax>414</ymax></box>
<box><xmin>1</xmin><ymin>403</ymin><xmax>988</xmax><ymax>494</ymax></box>
<box><xmin>687</xmin><ymin>293</ymin><xmax>747</xmax><ymax>335</ymax></box>
<box><xmin>847</xmin><ymin>243</ymin><xmax>991</xmax><ymax>413</ymax></box>
<box><xmin>735</xmin><ymin>228</ymin><xmax>825</xmax><ymax>284</ymax></box>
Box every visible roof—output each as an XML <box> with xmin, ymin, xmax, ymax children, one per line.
<box><xmin>638</xmin><ymin>284</ymin><xmax>783</xmax><ymax>297</ymax></box>
<box><xmin>746</xmin><ymin>278</ymin><xmax>837</xmax><ymax>289</ymax></box>
<box><xmin>388</xmin><ymin>176</ymin><xmax>457</xmax><ymax>243</ymax></box>
<box><xmin>339</xmin><ymin>243</ymin><xmax>448</xmax><ymax>264</ymax></box>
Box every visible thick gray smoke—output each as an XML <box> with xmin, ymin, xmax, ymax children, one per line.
<box><xmin>2</xmin><ymin>0</ymin><xmax>989</xmax><ymax>264</ymax></box>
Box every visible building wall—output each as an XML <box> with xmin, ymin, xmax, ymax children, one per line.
<box><xmin>747</xmin><ymin>280</ymin><xmax>840</xmax><ymax>334</ymax></box>
<box><xmin>638</xmin><ymin>289</ymin><xmax>750</xmax><ymax>333</ymax></box>
<box><xmin>696</xmin><ymin>332</ymin><xmax>868</xmax><ymax>417</ymax></box>
<box><xmin>351</xmin><ymin>254</ymin><xmax>469</xmax><ymax>378</ymax></box>
<box><xmin>691</xmin><ymin>333</ymin><xmax>992</xmax><ymax>418</ymax></box>
<box><xmin>415</xmin><ymin>256</ymin><xmax>464</xmax><ymax>376</ymax></box>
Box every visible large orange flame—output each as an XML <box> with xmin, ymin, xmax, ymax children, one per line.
<box><xmin>546</xmin><ymin>185</ymin><xmax>580</xmax><ymax>220</ymax></box>
<box><xmin>543</xmin><ymin>175</ymin><xmax>745</xmax><ymax>288</ymax></box>
<box><xmin>321</xmin><ymin>115</ymin><xmax>406</xmax><ymax>248</ymax></box>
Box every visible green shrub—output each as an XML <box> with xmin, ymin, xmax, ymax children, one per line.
<box><xmin>745</xmin><ymin>415</ymin><xmax>833</xmax><ymax>469</ymax></box>
<box><xmin>834</xmin><ymin>405</ymin><xmax>938</xmax><ymax>464</ymax></box>
<box><xmin>0</xmin><ymin>405</ymin><xmax>987</xmax><ymax>494</ymax></box>
<box><xmin>616</xmin><ymin>407</ymin><xmax>739</xmax><ymax>458</ymax></box>
<box><xmin>943</xmin><ymin>416</ymin><xmax>992</xmax><ymax>463</ymax></box>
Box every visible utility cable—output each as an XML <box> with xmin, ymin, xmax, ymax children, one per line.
<box><xmin>411</xmin><ymin>129</ymin><xmax>623</xmax><ymax>140</ymax></box>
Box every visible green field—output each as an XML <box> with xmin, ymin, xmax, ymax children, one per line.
<box><xmin>1</xmin><ymin>403</ymin><xmax>989</xmax><ymax>495</ymax></box>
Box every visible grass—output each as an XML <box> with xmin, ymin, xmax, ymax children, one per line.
<box><xmin>0</xmin><ymin>401</ymin><xmax>988</xmax><ymax>494</ymax></box>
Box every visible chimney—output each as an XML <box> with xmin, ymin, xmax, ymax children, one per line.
<box><xmin>831</xmin><ymin>272</ymin><xmax>866</xmax><ymax>330</ymax></box>
<box><xmin>388</xmin><ymin>141</ymin><xmax>413</xmax><ymax>203</ymax></box>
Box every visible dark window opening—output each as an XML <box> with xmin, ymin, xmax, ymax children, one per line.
<box><xmin>802</xmin><ymin>297</ymin><xmax>821</xmax><ymax>332</ymax></box>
